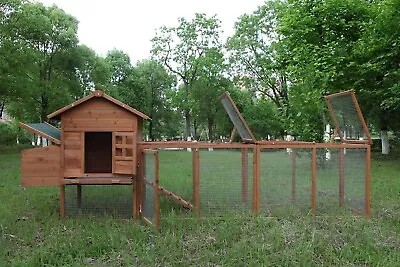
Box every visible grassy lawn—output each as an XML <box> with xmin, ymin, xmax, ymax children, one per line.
<box><xmin>0</xmin><ymin>146</ymin><xmax>399</xmax><ymax>266</ymax></box>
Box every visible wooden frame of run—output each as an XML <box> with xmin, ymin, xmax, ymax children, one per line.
<box><xmin>138</xmin><ymin>141</ymin><xmax>371</xmax><ymax>221</ymax></box>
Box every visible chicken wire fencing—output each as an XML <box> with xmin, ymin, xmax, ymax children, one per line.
<box><xmin>64</xmin><ymin>185</ymin><xmax>133</xmax><ymax>218</ymax></box>
<box><xmin>326</xmin><ymin>92</ymin><xmax>370</xmax><ymax>142</ymax></box>
<box><xmin>259</xmin><ymin>147</ymin><xmax>367</xmax><ymax>216</ymax></box>
<box><xmin>140</xmin><ymin>144</ymin><xmax>369</xmax><ymax>222</ymax></box>
<box><xmin>259</xmin><ymin>148</ymin><xmax>312</xmax><ymax>216</ymax></box>
<box><xmin>199</xmin><ymin>148</ymin><xmax>253</xmax><ymax>217</ymax></box>
<box><xmin>142</xmin><ymin>150</ymin><xmax>159</xmax><ymax>227</ymax></box>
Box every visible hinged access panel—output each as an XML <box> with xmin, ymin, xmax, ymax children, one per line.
<box><xmin>21</xmin><ymin>145</ymin><xmax>61</xmax><ymax>186</ymax></box>
<box><xmin>113</xmin><ymin>132</ymin><xmax>136</xmax><ymax>175</ymax></box>
<box><xmin>141</xmin><ymin>149</ymin><xmax>160</xmax><ymax>228</ymax></box>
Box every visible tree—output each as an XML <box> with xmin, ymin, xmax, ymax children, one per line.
<box><xmin>354</xmin><ymin>0</ymin><xmax>400</xmax><ymax>154</ymax></box>
<box><xmin>151</xmin><ymin>13</ymin><xmax>223</xmax><ymax>138</ymax></box>
<box><xmin>6</xmin><ymin>2</ymin><xmax>79</xmax><ymax>122</ymax></box>
<box><xmin>132</xmin><ymin>60</ymin><xmax>177</xmax><ymax>140</ymax></box>
<box><xmin>227</xmin><ymin>1</ymin><xmax>290</xmax><ymax>133</ymax></box>
<box><xmin>191</xmin><ymin>48</ymin><xmax>231</xmax><ymax>140</ymax></box>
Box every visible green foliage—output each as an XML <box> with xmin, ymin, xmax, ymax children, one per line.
<box><xmin>151</xmin><ymin>13</ymin><xmax>223</xmax><ymax>137</ymax></box>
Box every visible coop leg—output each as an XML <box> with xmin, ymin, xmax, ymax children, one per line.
<box><xmin>77</xmin><ymin>185</ymin><xmax>82</xmax><ymax>209</ymax></box>
<box><xmin>60</xmin><ymin>185</ymin><xmax>65</xmax><ymax>219</ymax></box>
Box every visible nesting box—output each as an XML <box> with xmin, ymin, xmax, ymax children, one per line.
<box><xmin>20</xmin><ymin>90</ymin><xmax>149</xmax><ymax>187</ymax></box>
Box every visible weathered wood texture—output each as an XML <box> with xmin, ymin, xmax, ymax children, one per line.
<box><xmin>61</xmin><ymin>98</ymin><xmax>137</xmax><ymax>132</ymax></box>
<box><xmin>63</xmin><ymin>132</ymin><xmax>83</xmax><ymax>177</ymax></box>
<box><xmin>21</xmin><ymin>146</ymin><xmax>61</xmax><ymax>186</ymax></box>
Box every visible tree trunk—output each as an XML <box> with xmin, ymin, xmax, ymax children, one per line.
<box><xmin>40</xmin><ymin>93</ymin><xmax>48</xmax><ymax>122</ymax></box>
<box><xmin>381</xmin><ymin>130</ymin><xmax>390</xmax><ymax>155</ymax></box>
<box><xmin>207</xmin><ymin>116</ymin><xmax>214</xmax><ymax>141</ymax></box>
<box><xmin>0</xmin><ymin>101</ymin><xmax>4</xmax><ymax>119</ymax></box>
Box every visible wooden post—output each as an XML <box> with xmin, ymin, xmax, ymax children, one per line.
<box><xmin>291</xmin><ymin>150</ymin><xmax>296</xmax><ymax>204</ymax></box>
<box><xmin>339</xmin><ymin>148</ymin><xmax>345</xmax><ymax>207</ymax></box>
<box><xmin>192</xmin><ymin>148</ymin><xmax>200</xmax><ymax>217</ymax></box>
<box><xmin>241</xmin><ymin>148</ymin><xmax>248</xmax><ymax>203</ymax></box>
<box><xmin>253</xmin><ymin>146</ymin><xmax>260</xmax><ymax>215</ymax></box>
<box><xmin>77</xmin><ymin>185</ymin><xmax>82</xmax><ymax>209</ymax></box>
<box><xmin>365</xmin><ymin>146</ymin><xmax>371</xmax><ymax>217</ymax></box>
<box><xmin>60</xmin><ymin>185</ymin><xmax>65</xmax><ymax>219</ymax></box>
<box><xmin>154</xmin><ymin>152</ymin><xmax>160</xmax><ymax>229</ymax></box>
<box><xmin>311</xmin><ymin>147</ymin><xmax>317</xmax><ymax>215</ymax></box>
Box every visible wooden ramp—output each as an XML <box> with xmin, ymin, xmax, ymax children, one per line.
<box><xmin>159</xmin><ymin>185</ymin><xmax>194</xmax><ymax>210</ymax></box>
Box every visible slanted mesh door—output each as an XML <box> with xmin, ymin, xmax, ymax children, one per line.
<box><xmin>142</xmin><ymin>149</ymin><xmax>160</xmax><ymax>228</ymax></box>
<box><xmin>113</xmin><ymin>132</ymin><xmax>136</xmax><ymax>174</ymax></box>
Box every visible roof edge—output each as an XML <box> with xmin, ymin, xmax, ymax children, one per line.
<box><xmin>47</xmin><ymin>90</ymin><xmax>150</xmax><ymax>120</ymax></box>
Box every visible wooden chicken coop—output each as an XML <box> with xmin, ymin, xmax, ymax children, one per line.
<box><xmin>20</xmin><ymin>90</ymin><xmax>149</xmax><ymax>219</ymax></box>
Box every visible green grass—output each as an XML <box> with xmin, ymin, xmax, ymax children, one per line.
<box><xmin>0</xmin><ymin>147</ymin><xmax>399</xmax><ymax>265</ymax></box>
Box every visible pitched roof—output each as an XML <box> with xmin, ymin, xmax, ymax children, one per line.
<box><xmin>47</xmin><ymin>90</ymin><xmax>150</xmax><ymax>120</ymax></box>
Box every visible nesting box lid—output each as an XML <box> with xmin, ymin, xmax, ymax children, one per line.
<box><xmin>47</xmin><ymin>90</ymin><xmax>150</xmax><ymax>120</ymax></box>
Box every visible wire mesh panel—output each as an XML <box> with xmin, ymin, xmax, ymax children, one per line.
<box><xmin>343</xmin><ymin>148</ymin><xmax>367</xmax><ymax>214</ymax></box>
<box><xmin>220</xmin><ymin>92</ymin><xmax>255</xmax><ymax>142</ymax></box>
<box><xmin>259</xmin><ymin>149</ymin><xmax>312</xmax><ymax>216</ymax></box>
<box><xmin>199</xmin><ymin>148</ymin><xmax>253</xmax><ymax>217</ymax></box>
<box><xmin>142</xmin><ymin>150</ymin><xmax>159</xmax><ymax>228</ymax></box>
<box><xmin>65</xmin><ymin>185</ymin><xmax>133</xmax><ymax>218</ymax></box>
<box><xmin>325</xmin><ymin>91</ymin><xmax>371</xmax><ymax>143</ymax></box>
<box><xmin>157</xmin><ymin>149</ymin><xmax>193</xmax><ymax>216</ymax></box>
<box><xmin>315</xmin><ymin>148</ymin><xmax>341</xmax><ymax>214</ymax></box>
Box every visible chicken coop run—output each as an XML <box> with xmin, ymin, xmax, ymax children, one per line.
<box><xmin>20</xmin><ymin>90</ymin><xmax>371</xmax><ymax>228</ymax></box>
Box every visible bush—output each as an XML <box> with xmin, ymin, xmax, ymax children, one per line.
<box><xmin>0</xmin><ymin>122</ymin><xmax>31</xmax><ymax>146</ymax></box>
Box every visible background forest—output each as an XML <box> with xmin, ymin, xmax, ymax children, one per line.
<box><xmin>1</xmin><ymin>0</ymin><xmax>399</xmax><ymax>153</ymax></box>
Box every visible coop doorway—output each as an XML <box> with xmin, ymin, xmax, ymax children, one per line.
<box><xmin>84</xmin><ymin>132</ymin><xmax>112</xmax><ymax>173</ymax></box>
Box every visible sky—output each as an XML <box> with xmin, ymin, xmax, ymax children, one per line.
<box><xmin>38</xmin><ymin>0</ymin><xmax>265</xmax><ymax>63</ymax></box>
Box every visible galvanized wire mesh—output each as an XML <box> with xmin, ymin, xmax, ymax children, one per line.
<box><xmin>221</xmin><ymin>96</ymin><xmax>254</xmax><ymax>141</ymax></box>
<box><xmin>157</xmin><ymin>149</ymin><xmax>193</xmax><ymax>216</ymax></box>
<box><xmin>327</xmin><ymin>93</ymin><xmax>368</xmax><ymax>141</ymax></box>
<box><xmin>343</xmin><ymin>148</ymin><xmax>366</xmax><ymax>214</ymax></box>
<box><xmin>199</xmin><ymin>148</ymin><xmax>253</xmax><ymax>217</ymax></box>
<box><xmin>65</xmin><ymin>185</ymin><xmax>133</xmax><ymax>218</ymax></box>
<box><xmin>259</xmin><ymin>149</ymin><xmax>312</xmax><ymax>216</ymax></box>
<box><xmin>143</xmin><ymin>152</ymin><xmax>156</xmax><ymax>223</ymax></box>
<box><xmin>316</xmin><ymin>148</ymin><xmax>341</xmax><ymax>214</ymax></box>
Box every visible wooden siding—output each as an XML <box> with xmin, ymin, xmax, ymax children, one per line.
<box><xmin>61</xmin><ymin>98</ymin><xmax>137</xmax><ymax>132</ymax></box>
<box><xmin>21</xmin><ymin>146</ymin><xmax>61</xmax><ymax>186</ymax></box>
<box><xmin>64</xmin><ymin>132</ymin><xmax>83</xmax><ymax>177</ymax></box>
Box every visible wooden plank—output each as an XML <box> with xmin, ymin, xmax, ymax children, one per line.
<box><xmin>63</xmin><ymin>117</ymin><xmax>134</xmax><ymax>125</ymax></box>
<box><xmin>62</xmin><ymin>109</ymin><xmax>134</xmax><ymax>119</ymax></box>
<box><xmin>22</xmin><ymin>176</ymin><xmax>60</xmax><ymax>186</ymax></box>
<box><xmin>63</xmin><ymin>178</ymin><xmax>133</xmax><ymax>185</ymax></box>
<box><xmin>22</xmin><ymin>146</ymin><xmax>60</xmax><ymax>158</ymax></box>
<box><xmin>64</xmin><ymin>126</ymin><xmax>134</xmax><ymax>132</ymax></box>
<box><xmin>21</xmin><ymin>146</ymin><xmax>61</xmax><ymax>187</ymax></box>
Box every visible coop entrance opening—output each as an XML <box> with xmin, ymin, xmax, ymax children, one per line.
<box><xmin>85</xmin><ymin>132</ymin><xmax>112</xmax><ymax>173</ymax></box>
